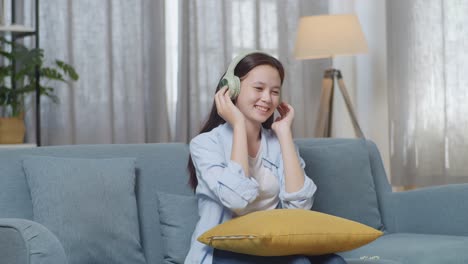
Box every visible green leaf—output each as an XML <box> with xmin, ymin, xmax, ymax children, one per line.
<box><xmin>41</xmin><ymin>67</ymin><xmax>66</xmax><ymax>82</ymax></box>
<box><xmin>13</xmin><ymin>85</ymin><xmax>37</xmax><ymax>94</ymax></box>
<box><xmin>39</xmin><ymin>85</ymin><xmax>60</xmax><ymax>103</ymax></box>
<box><xmin>0</xmin><ymin>50</ymin><xmax>14</xmax><ymax>60</ymax></box>
<box><xmin>56</xmin><ymin>60</ymin><xmax>79</xmax><ymax>80</ymax></box>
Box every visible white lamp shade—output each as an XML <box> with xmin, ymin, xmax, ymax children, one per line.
<box><xmin>294</xmin><ymin>14</ymin><xmax>368</xmax><ymax>60</ymax></box>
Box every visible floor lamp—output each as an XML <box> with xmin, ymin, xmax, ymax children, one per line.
<box><xmin>294</xmin><ymin>14</ymin><xmax>368</xmax><ymax>138</ymax></box>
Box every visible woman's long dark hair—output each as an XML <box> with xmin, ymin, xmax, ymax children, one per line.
<box><xmin>188</xmin><ymin>52</ymin><xmax>285</xmax><ymax>191</ymax></box>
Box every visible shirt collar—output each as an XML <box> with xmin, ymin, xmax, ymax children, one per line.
<box><xmin>219</xmin><ymin>123</ymin><xmax>279</xmax><ymax>168</ymax></box>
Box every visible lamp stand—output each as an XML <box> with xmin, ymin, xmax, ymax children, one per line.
<box><xmin>314</xmin><ymin>69</ymin><xmax>364</xmax><ymax>138</ymax></box>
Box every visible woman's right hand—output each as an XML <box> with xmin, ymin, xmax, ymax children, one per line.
<box><xmin>215</xmin><ymin>86</ymin><xmax>245</xmax><ymax>127</ymax></box>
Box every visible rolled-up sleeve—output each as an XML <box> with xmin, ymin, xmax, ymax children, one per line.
<box><xmin>190</xmin><ymin>135</ymin><xmax>259</xmax><ymax>212</ymax></box>
<box><xmin>278</xmin><ymin>147</ymin><xmax>317</xmax><ymax>209</ymax></box>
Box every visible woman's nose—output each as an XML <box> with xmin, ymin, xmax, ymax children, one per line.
<box><xmin>261</xmin><ymin>91</ymin><xmax>272</xmax><ymax>103</ymax></box>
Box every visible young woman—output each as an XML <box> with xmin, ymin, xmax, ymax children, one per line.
<box><xmin>185</xmin><ymin>51</ymin><xmax>347</xmax><ymax>264</ymax></box>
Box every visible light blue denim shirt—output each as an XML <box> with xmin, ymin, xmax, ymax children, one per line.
<box><xmin>184</xmin><ymin>123</ymin><xmax>317</xmax><ymax>264</ymax></box>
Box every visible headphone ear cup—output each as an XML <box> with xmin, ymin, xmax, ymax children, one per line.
<box><xmin>218</xmin><ymin>78</ymin><xmax>228</xmax><ymax>89</ymax></box>
<box><xmin>222</xmin><ymin>75</ymin><xmax>240</xmax><ymax>99</ymax></box>
<box><xmin>229</xmin><ymin>76</ymin><xmax>241</xmax><ymax>99</ymax></box>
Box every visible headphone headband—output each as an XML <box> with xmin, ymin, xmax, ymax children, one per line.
<box><xmin>224</xmin><ymin>50</ymin><xmax>264</xmax><ymax>77</ymax></box>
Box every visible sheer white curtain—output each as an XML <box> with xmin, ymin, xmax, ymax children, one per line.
<box><xmin>20</xmin><ymin>0</ymin><xmax>170</xmax><ymax>145</ymax></box>
<box><xmin>174</xmin><ymin>0</ymin><xmax>330</xmax><ymax>142</ymax></box>
<box><xmin>388</xmin><ymin>0</ymin><xmax>468</xmax><ymax>186</ymax></box>
<box><xmin>328</xmin><ymin>0</ymin><xmax>391</xmax><ymax>179</ymax></box>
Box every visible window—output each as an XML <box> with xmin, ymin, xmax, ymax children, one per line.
<box><xmin>165</xmin><ymin>0</ymin><xmax>179</xmax><ymax>138</ymax></box>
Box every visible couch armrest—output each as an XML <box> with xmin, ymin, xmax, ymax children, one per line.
<box><xmin>382</xmin><ymin>183</ymin><xmax>468</xmax><ymax>235</ymax></box>
<box><xmin>0</xmin><ymin>218</ymin><xmax>68</xmax><ymax>264</ymax></box>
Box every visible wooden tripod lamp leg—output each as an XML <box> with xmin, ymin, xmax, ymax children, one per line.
<box><xmin>335</xmin><ymin>70</ymin><xmax>364</xmax><ymax>138</ymax></box>
<box><xmin>314</xmin><ymin>69</ymin><xmax>335</xmax><ymax>137</ymax></box>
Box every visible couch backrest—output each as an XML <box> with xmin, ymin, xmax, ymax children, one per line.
<box><xmin>295</xmin><ymin>138</ymin><xmax>392</xmax><ymax>230</ymax></box>
<box><xmin>0</xmin><ymin>143</ymin><xmax>191</xmax><ymax>264</ymax></box>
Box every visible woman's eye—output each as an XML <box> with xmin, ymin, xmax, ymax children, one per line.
<box><xmin>272</xmin><ymin>90</ymin><xmax>280</xmax><ymax>95</ymax></box>
<box><xmin>254</xmin><ymin>87</ymin><xmax>263</xmax><ymax>90</ymax></box>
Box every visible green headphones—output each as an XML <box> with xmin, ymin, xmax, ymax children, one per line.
<box><xmin>219</xmin><ymin>50</ymin><xmax>268</xmax><ymax>99</ymax></box>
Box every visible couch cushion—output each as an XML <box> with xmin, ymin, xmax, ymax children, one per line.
<box><xmin>22</xmin><ymin>156</ymin><xmax>146</xmax><ymax>264</ymax></box>
<box><xmin>156</xmin><ymin>192</ymin><xmax>199</xmax><ymax>264</ymax></box>
<box><xmin>298</xmin><ymin>140</ymin><xmax>383</xmax><ymax>230</ymax></box>
<box><xmin>340</xmin><ymin>233</ymin><xmax>468</xmax><ymax>264</ymax></box>
<box><xmin>0</xmin><ymin>150</ymin><xmax>34</xmax><ymax>219</ymax></box>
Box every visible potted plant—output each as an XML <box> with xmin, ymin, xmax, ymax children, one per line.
<box><xmin>0</xmin><ymin>36</ymin><xmax>79</xmax><ymax>143</ymax></box>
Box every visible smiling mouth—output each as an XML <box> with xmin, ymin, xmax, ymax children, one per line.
<box><xmin>254</xmin><ymin>105</ymin><xmax>270</xmax><ymax>113</ymax></box>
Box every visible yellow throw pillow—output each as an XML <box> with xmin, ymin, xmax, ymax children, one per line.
<box><xmin>198</xmin><ymin>209</ymin><xmax>383</xmax><ymax>256</ymax></box>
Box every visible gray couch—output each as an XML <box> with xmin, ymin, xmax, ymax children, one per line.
<box><xmin>1</xmin><ymin>138</ymin><xmax>468</xmax><ymax>264</ymax></box>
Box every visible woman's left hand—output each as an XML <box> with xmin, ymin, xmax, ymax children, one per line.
<box><xmin>272</xmin><ymin>102</ymin><xmax>294</xmax><ymax>136</ymax></box>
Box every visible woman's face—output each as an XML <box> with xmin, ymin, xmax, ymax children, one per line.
<box><xmin>235</xmin><ymin>64</ymin><xmax>282</xmax><ymax>126</ymax></box>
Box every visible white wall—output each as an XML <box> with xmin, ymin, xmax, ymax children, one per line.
<box><xmin>329</xmin><ymin>0</ymin><xmax>391</xmax><ymax>179</ymax></box>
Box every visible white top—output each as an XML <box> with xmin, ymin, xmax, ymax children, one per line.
<box><xmin>233</xmin><ymin>141</ymin><xmax>279</xmax><ymax>216</ymax></box>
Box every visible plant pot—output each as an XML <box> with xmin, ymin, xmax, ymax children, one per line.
<box><xmin>0</xmin><ymin>116</ymin><xmax>26</xmax><ymax>144</ymax></box>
